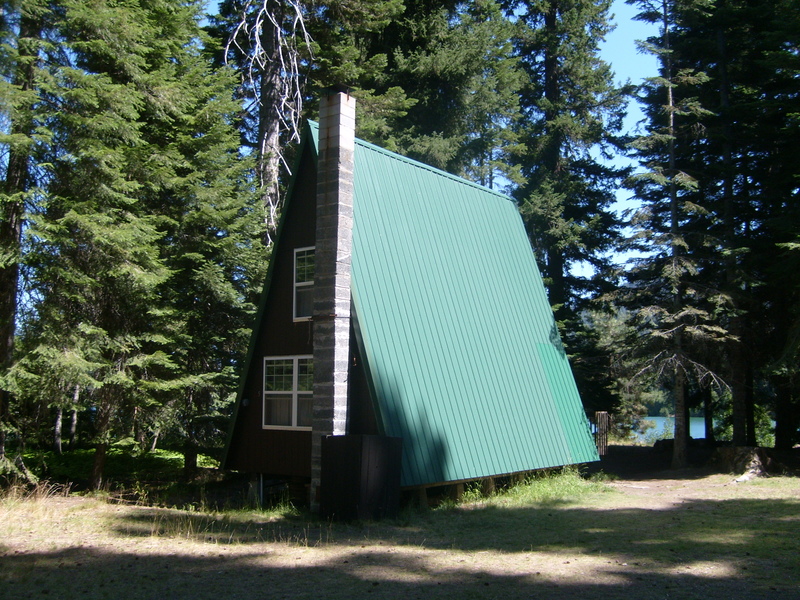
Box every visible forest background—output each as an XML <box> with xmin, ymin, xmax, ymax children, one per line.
<box><xmin>1</xmin><ymin>0</ymin><xmax>798</xmax><ymax>489</ymax></box>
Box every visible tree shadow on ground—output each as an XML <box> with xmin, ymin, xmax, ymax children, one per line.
<box><xmin>1</xmin><ymin>529</ymin><xmax>795</xmax><ymax>600</ymax></box>
<box><xmin>4</xmin><ymin>443</ymin><xmax>798</xmax><ymax>600</ymax></box>
<box><xmin>2</xmin><ymin>490</ymin><xmax>788</xmax><ymax>599</ymax></box>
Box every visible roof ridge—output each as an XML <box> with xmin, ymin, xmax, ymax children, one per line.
<box><xmin>307</xmin><ymin>120</ymin><xmax>513</xmax><ymax>204</ymax></box>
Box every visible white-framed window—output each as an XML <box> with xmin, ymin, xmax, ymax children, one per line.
<box><xmin>293</xmin><ymin>246</ymin><xmax>315</xmax><ymax>321</ymax></box>
<box><xmin>263</xmin><ymin>355</ymin><xmax>313</xmax><ymax>429</ymax></box>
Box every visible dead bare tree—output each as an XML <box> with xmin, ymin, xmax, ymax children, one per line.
<box><xmin>226</xmin><ymin>0</ymin><xmax>312</xmax><ymax>244</ymax></box>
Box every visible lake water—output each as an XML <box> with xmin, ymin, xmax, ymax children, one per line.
<box><xmin>634</xmin><ymin>416</ymin><xmax>709</xmax><ymax>441</ymax></box>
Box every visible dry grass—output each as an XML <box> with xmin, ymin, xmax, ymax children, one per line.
<box><xmin>1</xmin><ymin>469</ymin><xmax>798</xmax><ymax>600</ymax></box>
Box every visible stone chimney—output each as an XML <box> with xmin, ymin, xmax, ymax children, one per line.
<box><xmin>310</xmin><ymin>89</ymin><xmax>356</xmax><ymax>508</ymax></box>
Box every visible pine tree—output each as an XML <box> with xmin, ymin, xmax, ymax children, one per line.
<box><xmin>507</xmin><ymin>0</ymin><xmax>629</xmax><ymax>314</ymax></box>
<box><xmin>150</xmin><ymin>46</ymin><xmax>265</xmax><ymax>473</ymax></box>
<box><xmin>622</xmin><ymin>0</ymin><xmax>734</xmax><ymax>467</ymax></box>
<box><xmin>774</xmin><ymin>237</ymin><xmax>800</xmax><ymax>449</ymax></box>
<box><xmin>388</xmin><ymin>0</ymin><xmax>525</xmax><ymax>184</ymax></box>
<box><xmin>0</xmin><ymin>0</ymin><xmax>48</xmax><ymax>461</ymax></box>
<box><xmin>498</xmin><ymin>0</ymin><xmax>630</xmax><ymax>416</ymax></box>
<box><xmin>4</xmin><ymin>0</ymin><xmax>262</xmax><ymax>486</ymax></box>
<box><xmin>456</xmin><ymin>0</ymin><xmax>525</xmax><ymax>189</ymax></box>
<box><xmin>212</xmin><ymin>0</ymin><xmax>526</xmax><ymax>186</ymax></box>
<box><xmin>687</xmin><ymin>0</ymin><xmax>800</xmax><ymax>448</ymax></box>
<box><xmin>628</xmin><ymin>0</ymin><xmax>800</xmax><ymax>450</ymax></box>
<box><xmin>302</xmin><ymin>0</ymin><xmax>412</xmax><ymax>146</ymax></box>
<box><xmin>665</xmin><ymin>0</ymin><xmax>759</xmax><ymax>447</ymax></box>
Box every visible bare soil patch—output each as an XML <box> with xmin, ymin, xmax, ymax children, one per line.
<box><xmin>2</xmin><ymin>447</ymin><xmax>798</xmax><ymax>600</ymax></box>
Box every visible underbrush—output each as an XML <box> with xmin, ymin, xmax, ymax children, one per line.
<box><xmin>0</xmin><ymin>479</ymin><xmax>72</xmax><ymax>503</ymax></box>
<box><xmin>3</xmin><ymin>455</ymin><xmax>615</xmax><ymax>515</ymax></box>
<box><xmin>1</xmin><ymin>447</ymin><xmax>245</xmax><ymax>511</ymax></box>
<box><xmin>18</xmin><ymin>447</ymin><xmax>214</xmax><ymax>483</ymax></box>
<box><xmin>115</xmin><ymin>497</ymin><xmax>321</xmax><ymax>545</ymax></box>
<box><xmin>3</xmin><ymin>466</ymin><xmax>618</xmax><ymax>550</ymax></box>
<box><xmin>440</xmin><ymin>466</ymin><xmax>614</xmax><ymax>512</ymax></box>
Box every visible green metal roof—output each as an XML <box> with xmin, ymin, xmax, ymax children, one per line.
<box><xmin>309</xmin><ymin>122</ymin><xmax>599</xmax><ymax>487</ymax></box>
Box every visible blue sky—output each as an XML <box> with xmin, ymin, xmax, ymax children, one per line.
<box><xmin>205</xmin><ymin>0</ymin><xmax>657</xmax><ymax>137</ymax></box>
<box><xmin>600</xmin><ymin>0</ymin><xmax>661</xmax><ymax>217</ymax></box>
<box><xmin>601</xmin><ymin>0</ymin><xmax>659</xmax><ymax>138</ymax></box>
<box><xmin>592</xmin><ymin>0</ymin><xmax>660</xmax><ymax>271</ymax></box>
<box><xmin>205</xmin><ymin>0</ymin><xmax>657</xmax><ymax>226</ymax></box>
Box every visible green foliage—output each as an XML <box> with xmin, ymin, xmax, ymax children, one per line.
<box><xmin>300</xmin><ymin>0</ymin><xmax>528</xmax><ymax>187</ymax></box>
<box><xmin>617</xmin><ymin>0</ymin><xmax>800</xmax><ymax>452</ymax></box>
<box><xmin>385</xmin><ymin>0</ymin><xmax>526</xmax><ymax>183</ymax></box>
<box><xmin>305</xmin><ymin>0</ymin><xmax>412</xmax><ymax>145</ymax></box>
<box><xmin>711</xmin><ymin>394</ymin><xmax>776</xmax><ymax>449</ymax></box>
<box><xmin>435</xmin><ymin>467</ymin><xmax>610</xmax><ymax>513</ymax></box>
<box><xmin>510</xmin><ymin>0</ymin><xmax>630</xmax><ymax>306</ymax></box>
<box><xmin>0</xmin><ymin>0</ymin><xmax>265</xmax><ymax>486</ymax></box>
<box><xmin>503</xmin><ymin>0</ymin><xmax>632</xmax><ymax>413</ymax></box>
<box><xmin>495</xmin><ymin>467</ymin><xmax>609</xmax><ymax>504</ymax></box>
<box><xmin>2</xmin><ymin>0</ymin><xmax>794</xmax><ymax>492</ymax></box>
<box><xmin>22</xmin><ymin>448</ymin><xmax>183</xmax><ymax>483</ymax></box>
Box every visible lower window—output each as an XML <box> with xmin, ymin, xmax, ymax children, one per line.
<box><xmin>263</xmin><ymin>356</ymin><xmax>313</xmax><ymax>429</ymax></box>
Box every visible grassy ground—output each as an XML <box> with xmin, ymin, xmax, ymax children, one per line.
<box><xmin>1</xmin><ymin>459</ymin><xmax>798</xmax><ymax>600</ymax></box>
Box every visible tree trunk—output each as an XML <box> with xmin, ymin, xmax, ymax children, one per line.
<box><xmin>183</xmin><ymin>444</ymin><xmax>198</xmax><ymax>479</ymax></box>
<box><xmin>90</xmin><ymin>443</ymin><xmax>108</xmax><ymax>490</ymax></box>
<box><xmin>546</xmin><ymin>247</ymin><xmax>567</xmax><ymax>317</ymax></box>
<box><xmin>67</xmin><ymin>386</ymin><xmax>80</xmax><ymax>450</ymax></box>
<box><xmin>671</xmin><ymin>370</ymin><xmax>688</xmax><ymax>468</ymax></box>
<box><xmin>703</xmin><ymin>386</ymin><xmax>716</xmax><ymax>444</ymax></box>
<box><xmin>774</xmin><ymin>377</ymin><xmax>798</xmax><ymax>450</ymax></box>
<box><xmin>257</xmin><ymin>0</ymin><xmax>285</xmax><ymax>244</ymax></box>
<box><xmin>68</xmin><ymin>408</ymin><xmax>78</xmax><ymax>450</ymax></box>
<box><xmin>54</xmin><ymin>406</ymin><xmax>63</xmax><ymax>455</ymax></box>
<box><xmin>0</xmin><ymin>393</ymin><xmax>6</xmax><ymax>459</ymax></box>
<box><xmin>132</xmin><ymin>406</ymin><xmax>147</xmax><ymax>453</ymax></box>
<box><xmin>727</xmin><ymin>319</ymin><xmax>754</xmax><ymax>447</ymax></box>
<box><xmin>666</xmin><ymin>4</ymin><xmax>687</xmax><ymax>470</ymax></box>
<box><xmin>745</xmin><ymin>360</ymin><xmax>756</xmax><ymax>445</ymax></box>
<box><xmin>729</xmin><ymin>334</ymin><xmax>748</xmax><ymax>446</ymax></box>
<box><xmin>89</xmin><ymin>396</ymin><xmax>113</xmax><ymax>490</ymax></box>
<box><xmin>715</xmin><ymin>22</ymin><xmax>751</xmax><ymax>448</ymax></box>
<box><xmin>540</xmin><ymin>2</ymin><xmax>568</xmax><ymax>319</ymax></box>
<box><xmin>150</xmin><ymin>430</ymin><xmax>159</xmax><ymax>452</ymax></box>
<box><xmin>0</xmin><ymin>11</ymin><xmax>40</xmax><ymax>465</ymax></box>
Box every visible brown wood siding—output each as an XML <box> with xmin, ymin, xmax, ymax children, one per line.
<box><xmin>226</xmin><ymin>143</ymin><xmax>317</xmax><ymax>477</ymax></box>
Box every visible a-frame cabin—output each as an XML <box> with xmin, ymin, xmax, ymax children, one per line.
<box><xmin>223</xmin><ymin>91</ymin><xmax>598</xmax><ymax>512</ymax></box>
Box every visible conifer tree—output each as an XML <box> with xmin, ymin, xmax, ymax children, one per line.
<box><xmin>302</xmin><ymin>0</ymin><xmax>411</xmax><ymax>146</ymax></box>
<box><xmin>499</xmin><ymin>0</ymin><xmax>629</xmax><ymax>415</ymax></box>
<box><xmin>0</xmin><ymin>0</ymin><xmax>47</xmax><ymax>460</ymax></box>
<box><xmin>388</xmin><ymin>0</ymin><xmax>525</xmax><ymax>184</ymax></box>
<box><xmin>627</xmin><ymin>0</ymin><xmax>800</xmax><ymax>450</ymax></box>
<box><xmin>151</xmin><ymin>50</ymin><xmax>265</xmax><ymax>473</ymax></box>
<box><xmin>508</xmin><ymin>0</ymin><xmax>628</xmax><ymax>317</ymax></box>
<box><xmin>678</xmin><ymin>0</ymin><xmax>800</xmax><ymax>448</ymax></box>
<box><xmin>3</xmin><ymin>0</ymin><xmax>262</xmax><ymax>484</ymax></box>
<box><xmin>23</xmin><ymin>0</ymin><xmax>183</xmax><ymax>486</ymax></box>
<box><xmin>621</xmin><ymin>0</ymin><xmax>739</xmax><ymax>466</ymax></box>
<box><xmin>212</xmin><ymin>0</ymin><xmax>525</xmax><ymax>186</ymax></box>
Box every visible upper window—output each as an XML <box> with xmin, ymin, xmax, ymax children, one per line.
<box><xmin>263</xmin><ymin>356</ymin><xmax>313</xmax><ymax>429</ymax></box>
<box><xmin>293</xmin><ymin>247</ymin><xmax>314</xmax><ymax>321</ymax></box>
